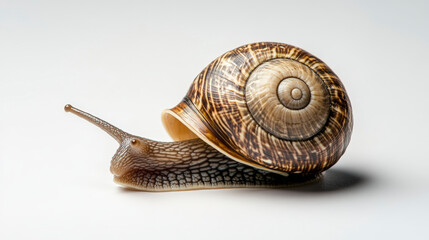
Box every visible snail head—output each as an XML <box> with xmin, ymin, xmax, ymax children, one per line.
<box><xmin>64</xmin><ymin>104</ymin><xmax>153</xmax><ymax>179</ymax></box>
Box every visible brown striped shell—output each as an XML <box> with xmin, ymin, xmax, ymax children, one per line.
<box><xmin>162</xmin><ymin>42</ymin><xmax>353</xmax><ymax>175</ymax></box>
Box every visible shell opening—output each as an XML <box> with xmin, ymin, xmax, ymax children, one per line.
<box><xmin>161</xmin><ymin>110</ymin><xmax>198</xmax><ymax>141</ymax></box>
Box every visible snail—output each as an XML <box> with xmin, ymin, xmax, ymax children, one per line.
<box><xmin>65</xmin><ymin>42</ymin><xmax>353</xmax><ymax>191</ymax></box>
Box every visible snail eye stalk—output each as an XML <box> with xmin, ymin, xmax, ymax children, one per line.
<box><xmin>64</xmin><ymin>104</ymin><xmax>129</xmax><ymax>143</ymax></box>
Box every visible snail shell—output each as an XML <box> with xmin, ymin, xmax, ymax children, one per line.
<box><xmin>162</xmin><ymin>42</ymin><xmax>353</xmax><ymax>175</ymax></box>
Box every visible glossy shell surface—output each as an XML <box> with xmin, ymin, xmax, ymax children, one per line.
<box><xmin>162</xmin><ymin>42</ymin><xmax>353</xmax><ymax>174</ymax></box>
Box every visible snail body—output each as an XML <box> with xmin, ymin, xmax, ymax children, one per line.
<box><xmin>65</xmin><ymin>42</ymin><xmax>353</xmax><ymax>191</ymax></box>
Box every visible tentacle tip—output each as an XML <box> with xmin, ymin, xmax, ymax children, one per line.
<box><xmin>64</xmin><ymin>104</ymin><xmax>73</xmax><ymax>112</ymax></box>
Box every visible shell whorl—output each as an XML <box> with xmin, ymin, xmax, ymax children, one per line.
<box><xmin>163</xmin><ymin>42</ymin><xmax>353</xmax><ymax>174</ymax></box>
<box><xmin>245</xmin><ymin>58</ymin><xmax>330</xmax><ymax>140</ymax></box>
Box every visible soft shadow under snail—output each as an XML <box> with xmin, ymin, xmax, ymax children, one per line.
<box><xmin>65</xmin><ymin>42</ymin><xmax>353</xmax><ymax>191</ymax></box>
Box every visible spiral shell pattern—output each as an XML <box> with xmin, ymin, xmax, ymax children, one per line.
<box><xmin>245</xmin><ymin>58</ymin><xmax>330</xmax><ymax>140</ymax></box>
<box><xmin>163</xmin><ymin>42</ymin><xmax>353</xmax><ymax>174</ymax></box>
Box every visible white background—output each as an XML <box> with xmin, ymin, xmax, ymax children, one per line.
<box><xmin>1</xmin><ymin>0</ymin><xmax>428</xmax><ymax>239</ymax></box>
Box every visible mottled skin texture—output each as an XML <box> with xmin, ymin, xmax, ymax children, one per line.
<box><xmin>112</xmin><ymin>137</ymin><xmax>320</xmax><ymax>191</ymax></box>
<box><xmin>65</xmin><ymin>104</ymin><xmax>319</xmax><ymax>191</ymax></box>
